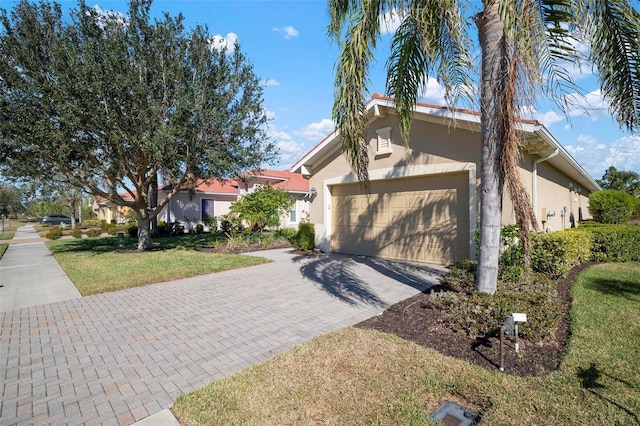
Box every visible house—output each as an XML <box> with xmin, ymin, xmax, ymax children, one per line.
<box><xmin>93</xmin><ymin>170</ymin><xmax>310</xmax><ymax>231</ymax></box>
<box><xmin>291</xmin><ymin>94</ymin><xmax>599</xmax><ymax>265</ymax></box>
<box><xmin>92</xmin><ymin>193</ymin><xmax>134</xmax><ymax>224</ymax></box>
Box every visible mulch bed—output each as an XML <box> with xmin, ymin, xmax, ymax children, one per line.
<box><xmin>194</xmin><ymin>241</ymin><xmax>292</xmax><ymax>255</ymax></box>
<box><xmin>356</xmin><ymin>262</ymin><xmax>595</xmax><ymax>376</ymax></box>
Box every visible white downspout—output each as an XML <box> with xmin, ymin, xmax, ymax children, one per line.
<box><xmin>532</xmin><ymin>149</ymin><xmax>559</xmax><ymax>227</ymax></box>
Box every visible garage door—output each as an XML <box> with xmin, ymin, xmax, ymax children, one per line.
<box><xmin>331</xmin><ymin>172</ymin><xmax>470</xmax><ymax>264</ymax></box>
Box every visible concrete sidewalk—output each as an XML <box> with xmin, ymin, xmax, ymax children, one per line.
<box><xmin>0</xmin><ymin>227</ymin><xmax>447</xmax><ymax>425</ymax></box>
<box><xmin>0</xmin><ymin>225</ymin><xmax>81</xmax><ymax>312</ymax></box>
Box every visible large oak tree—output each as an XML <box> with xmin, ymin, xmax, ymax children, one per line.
<box><xmin>0</xmin><ymin>0</ymin><xmax>277</xmax><ymax>249</ymax></box>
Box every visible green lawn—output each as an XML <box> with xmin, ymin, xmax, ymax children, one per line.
<box><xmin>0</xmin><ymin>243</ymin><xmax>7</xmax><ymax>259</ymax></box>
<box><xmin>47</xmin><ymin>234</ymin><xmax>270</xmax><ymax>295</ymax></box>
<box><xmin>172</xmin><ymin>262</ymin><xmax>640</xmax><ymax>425</ymax></box>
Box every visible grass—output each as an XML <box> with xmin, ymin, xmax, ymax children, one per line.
<box><xmin>0</xmin><ymin>232</ymin><xmax>14</xmax><ymax>240</ymax></box>
<box><xmin>47</xmin><ymin>234</ymin><xmax>270</xmax><ymax>295</ymax></box>
<box><xmin>0</xmin><ymin>243</ymin><xmax>7</xmax><ymax>259</ymax></box>
<box><xmin>172</xmin><ymin>262</ymin><xmax>640</xmax><ymax>425</ymax></box>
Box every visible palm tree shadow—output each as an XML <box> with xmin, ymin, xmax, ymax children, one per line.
<box><xmin>586</xmin><ymin>278</ymin><xmax>640</xmax><ymax>303</ymax></box>
<box><xmin>577</xmin><ymin>363</ymin><xmax>639</xmax><ymax>422</ymax></box>
<box><xmin>292</xmin><ymin>253</ymin><xmax>445</xmax><ymax>308</ymax></box>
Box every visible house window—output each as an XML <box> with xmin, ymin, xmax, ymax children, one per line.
<box><xmin>201</xmin><ymin>198</ymin><xmax>214</xmax><ymax>221</ymax></box>
<box><xmin>376</xmin><ymin>127</ymin><xmax>392</xmax><ymax>155</ymax></box>
<box><xmin>289</xmin><ymin>202</ymin><xmax>297</xmax><ymax>223</ymax></box>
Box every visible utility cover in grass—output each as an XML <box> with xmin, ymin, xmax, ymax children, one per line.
<box><xmin>430</xmin><ymin>401</ymin><xmax>478</xmax><ymax>426</ymax></box>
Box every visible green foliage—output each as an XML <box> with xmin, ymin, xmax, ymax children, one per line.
<box><xmin>127</xmin><ymin>222</ymin><xmax>138</xmax><ymax>238</ymax></box>
<box><xmin>441</xmin><ymin>259</ymin><xmax>477</xmax><ymax>293</ymax></box>
<box><xmin>195</xmin><ymin>224</ymin><xmax>204</xmax><ymax>234</ymax></box>
<box><xmin>291</xmin><ymin>222</ymin><xmax>315</xmax><ymax>251</ymax></box>
<box><xmin>45</xmin><ymin>226</ymin><xmax>63</xmax><ymax>240</ymax></box>
<box><xmin>588</xmin><ymin>190</ymin><xmax>638</xmax><ymax>224</ymax></box>
<box><xmin>531</xmin><ymin>231</ymin><xmax>592</xmax><ymax>279</ymax></box>
<box><xmin>70</xmin><ymin>228</ymin><xmax>82</xmax><ymax>238</ymax></box>
<box><xmin>0</xmin><ymin>183</ymin><xmax>23</xmax><ymax>217</ymax></box>
<box><xmin>274</xmin><ymin>227</ymin><xmax>297</xmax><ymax>241</ymax></box>
<box><xmin>433</xmin><ymin>271</ymin><xmax>560</xmax><ymax>340</ymax></box>
<box><xmin>86</xmin><ymin>228</ymin><xmax>102</xmax><ymax>238</ymax></box>
<box><xmin>596</xmin><ymin>166</ymin><xmax>640</xmax><ymax>198</ymax></box>
<box><xmin>229</xmin><ymin>184</ymin><xmax>295</xmax><ymax>232</ymax></box>
<box><xmin>82</xmin><ymin>219</ymin><xmax>102</xmax><ymax>227</ymax></box>
<box><xmin>106</xmin><ymin>224</ymin><xmax>118</xmax><ymax>236</ymax></box>
<box><xmin>584</xmin><ymin>224</ymin><xmax>640</xmax><ymax>262</ymax></box>
<box><xmin>156</xmin><ymin>221</ymin><xmax>185</xmax><ymax>237</ymax></box>
<box><xmin>28</xmin><ymin>201</ymin><xmax>68</xmax><ymax>219</ymax></box>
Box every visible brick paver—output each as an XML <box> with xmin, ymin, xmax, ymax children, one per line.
<box><xmin>1</xmin><ymin>249</ymin><xmax>446</xmax><ymax>425</ymax></box>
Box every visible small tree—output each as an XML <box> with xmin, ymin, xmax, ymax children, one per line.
<box><xmin>229</xmin><ymin>184</ymin><xmax>295</xmax><ymax>234</ymax></box>
<box><xmin>589</xmin><ymin>190</ymin><xmax>639</xmax><ymax>224</ymax></box>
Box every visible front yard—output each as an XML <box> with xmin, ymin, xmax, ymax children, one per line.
<box><xmin>46</xmin><ymin>233</ymin><xmax>280</xmax><ymax>295</ymax></box>
<box><xmin>172</xmin><ymin>262</ymin><xmax>640</xmax><ymax>425</ymax></box>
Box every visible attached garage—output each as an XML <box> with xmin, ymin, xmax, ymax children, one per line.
<box><xmin>331</xmin><ymin>172</ymin><xmax>470</xmax><ymax>265</ymax></box>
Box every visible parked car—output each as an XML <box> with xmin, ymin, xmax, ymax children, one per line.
<box><xmin>39</xmin><ymin>214</ymin><xmax>72</xmax><ymax>225</ymax></box>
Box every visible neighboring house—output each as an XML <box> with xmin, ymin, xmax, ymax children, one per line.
<box><xmin>291</xmin><ymin>94</ymin><xmax>599</xmax><ymax>265</ymax></box>
<box><xmin>156</xmin><ymin>179</ymin><xmax>238</xmax><ymax>232</ymax></box>
<box><xmin>92</xmin><ymin>194</ymin><xmax>134</xmax><ymax>224</ymax></box>
<box><xmin>92</xmin><ymin>170</ymin><xmax>310</xmax><ymax>231</ymax></box>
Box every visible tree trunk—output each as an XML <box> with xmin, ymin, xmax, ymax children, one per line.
<box><xmin>149</xmin><ymin>174</ymin><xmax>158</xmax><ymax>235</ymax></box>
<box><xmin>137</xmin><ymin>212</ymin><xmax>153</xmax><ymax>251</ymax></box>
<box><xmin>475</xmin><ymin>1</ymin><xmax>512</xmax><ymax>294</ymax></box>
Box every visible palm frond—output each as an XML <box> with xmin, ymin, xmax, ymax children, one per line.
<box><xmin>330</xmin><ymin>0</ymin><xmax>390</xmax><ymax>183</ymax></box>
<box><xmin>386</xmin><ymin>0</ymin><xmax>472</xmax><ymax>145</ymax></box>
<box><xmin>580</xmin><ymin>0</ymin><xmax>640</xmax><ymax>133</ymax></box>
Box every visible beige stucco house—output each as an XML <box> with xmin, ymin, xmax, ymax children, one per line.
<box><xmin>291</xmin><ymin>94</ymin><xmax>599</xmax><ymax>265</ymax></box>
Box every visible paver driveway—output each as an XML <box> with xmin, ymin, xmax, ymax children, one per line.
<box><xmin>0</xmin><ymin>248</ymin><xmax>446</xmax><ymax>425</ymax></box>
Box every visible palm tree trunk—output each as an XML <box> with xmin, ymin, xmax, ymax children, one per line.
<box><xmin>475</xmin><ymin>1</ymin><xmax>512</xmax><ymax>294</ymax></box>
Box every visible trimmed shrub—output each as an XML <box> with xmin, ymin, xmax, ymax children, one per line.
<box><xmin>584</xmin><ymin>224</ymin><xmax>640</xmax><ymax>262</ymax></box>
<box><xmin>70</xmin><ymin>228</ymin><xmax>83</xmax><ymax>238</ymax></box>
<box><xmin>127</xmin><ymin>222</ymin><xmax>138</xmax><ymax>238</ymax></box>
<box><xmin>195</xmin><ymin>223</ymin><xmax>204</xmax><ymax>234</ymax></box>
<box><xmin>275</xmin><ymin>227</ymin><xmax>297</xmax><ymax>241</ymax></box>
<box><xmin>86</xmin><ymin>228</ymin><xmax>102</xmax><ymax>238</ymax></box>
<box><xmin>45</xmin><ymin>226</ymin><xmax>63</xmax><ymax>240</ymax></box>
<box><xmin>589</xmin><ymin>189</ymin><xmax>638</xmax><ymax>224</ymax></box>
<box><xmin>99</xmin><ymin>219</ymin><xmax>109</xmax><ymax>230</ymax></box>
<box><xmin>82</xmin><ymin>219</ymin><xmax>102</xmax><ymax>227</ymax></box>
<box><xmin>106</xmin><ymin>224</ymin><xmax>118</xmax><ymax>235</ymax></box>
<box><xmin>531</xmin><ymin>230</ymin><xmax>592</xmax><ymax>279</ymax></box>
<box><xmin>291</xmin><ymin>222</ymin><xmax>315</xmax><ymax>251</ymax></box>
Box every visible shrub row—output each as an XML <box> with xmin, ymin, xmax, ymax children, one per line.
<box><xmin>435</xmin><ymin>223</ymin><xmax>640</xmax><ymax>341</ymax></box>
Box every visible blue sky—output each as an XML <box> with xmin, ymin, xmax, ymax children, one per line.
<box><xmin>14</xmin><ymin>0</ymin><xmax>640</xmax><ymax>182</ymax></box>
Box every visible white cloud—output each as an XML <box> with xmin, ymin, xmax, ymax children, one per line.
<box><xmin>379</xmin><ymin>10</ymin><xmax>404</xmax><ymax>35</ymax></box>
<box><xmin>565</xmin><ymin>134</ymin><xmax>640</xmax><ymax>179</ymax></box>
<box><xmin>268</xmin><ymin>127</ymin><xmax>306</xmax><ymax>168</ymax></box>
<box><xmin>273</xmin><ymin>26</ymin><xmax>299</xmax><ymax>39</ymax></box>
<box><xmin>264</xmin><ymin>79</ymin><xmax>280</xmax><ymax>86</ymax></box>
<box><xmin>209</xmin><ymin>33</ymin><xmax>238</xmax><ymax>53</ymax></box>
<box><xmin>295</xmin><ymin>118</ymin><xmax>335</xmax><ymax>141</ymax></box>
<box><xmin>521</xmin><ymin>106</ymin><xmax>565</xmax><ymax>127</ymax></box>
<box><xmin>418</xmin><ymin>77</ymin><xmax>447</xmax><ymax>105</ymax></box>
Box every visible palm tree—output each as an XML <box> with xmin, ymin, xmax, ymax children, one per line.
<box><xmin>329</xmin><ymin>0</ymin><xmax>640</xmax><ymax>293</ymax></box>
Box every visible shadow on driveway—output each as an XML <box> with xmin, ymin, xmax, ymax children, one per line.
<box><xmin>292</xmin><ymin>252</ymin><xmax>447</xmax><ymax>307</ymax></box>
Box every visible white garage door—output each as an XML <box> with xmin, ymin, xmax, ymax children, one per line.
<box><xmin>331</xmin><ymin>172</ymin><xmax>470</xmax><ymax>264</ymax></box>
